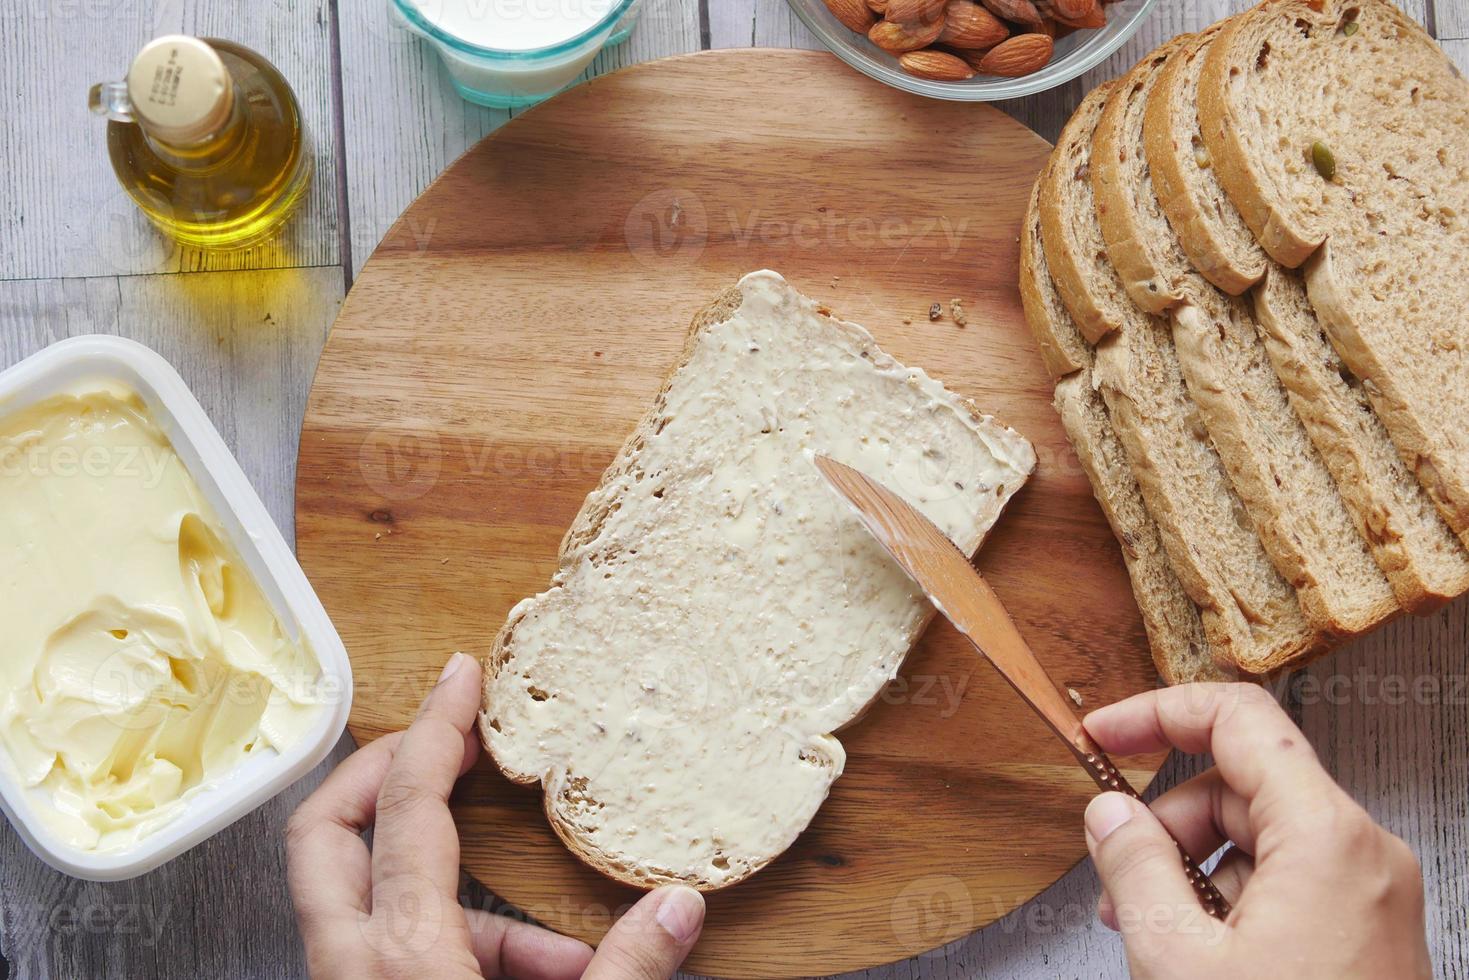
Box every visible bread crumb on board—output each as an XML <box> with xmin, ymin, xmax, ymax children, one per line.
<box><xmin>1067</xmin><ymin>686</ymin><xmax>1084</xmax><ymax>708</ymax></box>
<box><xmin>924</xmin><ymin>300</ymin><xmax>968</xmax><ymax>326</ymax></box>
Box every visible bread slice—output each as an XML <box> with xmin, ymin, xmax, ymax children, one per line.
<box><xmin>1093</xmin><ymin>34</ymin><xmax>1198</xmax><ymax>315</ymax></box>
<box><xmin>1050</xmin><ymin>377</ymin><xmax>1227</xmax><ymax>685</ymax></box>
<box><xmin>1143</xmin><ymin>20</ymin><xmax>1469</xmax><ymax>612</ymax></box>
<box><xmin>1092</xmin><ymin>39</ymin><xmax>1399</xmax><ymax>643</ymax></box>
<box><xmin>1039</xmin><ymin>84</ymin><xmax>1323</xmax><ymax>675</ymax></box>
<box><xmin>1021</xmin><ymin>173</ymin><xmax>1092</xmax><ymax>382</ymax></box>
<box><xmin>1200</xmin><ymin>0</ymin><xmax>1469</xmax><ymax>541</ymax></box>
<box><xmin>478</xmin><ymin>271</ymin><xmax>1035</xmax><ymax>890</ymax></box>
<box><xmin>1252</xmin><ymin>269</ymin><xmax>1469</xmax><ymax>611</ymax></box>
<box><xmin>1020</xmin><ymin>176</ymin><xmax>1224</xmax><ymax>684</ymax></box>
<box><xmin>1038</xmin><ymin>81</ymin><xmax>1129</xmax><ymax>346</ymax></box>
<box><xmin>1144</xmin><ymin>25</ymin><xmax>1268</xmax><ymax>295</ymax></box>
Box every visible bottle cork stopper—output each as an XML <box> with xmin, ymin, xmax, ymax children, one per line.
<box><xmin>125</xmin><ymin>35</ymin><xmax>233</xmax><ymax>145</ymax></box>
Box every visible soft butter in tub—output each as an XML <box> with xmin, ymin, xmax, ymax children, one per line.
<box><xmin>0</xmin><ymin>383</ymin><xmax>323</xmax><ymax>852</ymax></box>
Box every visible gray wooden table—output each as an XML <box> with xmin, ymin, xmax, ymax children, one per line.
<box><xmin>2</xmin><ymin>1</ymin><xmax>1466</xmax><ymax>977</ymax></box>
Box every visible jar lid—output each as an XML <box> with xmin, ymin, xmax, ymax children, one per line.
<box><xmin>125</xmin><ymin>36</ymin><xmax>233</xmax><ymax>145</ymax></box>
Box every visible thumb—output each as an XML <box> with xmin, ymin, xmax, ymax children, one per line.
<box><xmin>583</xmin><ymin>886</ymin><xmax>705</xmax><ymax>980</ymax></box>
<box><xmin>1084</xmin><ymin>793</ymin><xmax>1221</xmax><ymax>952</ymax></box>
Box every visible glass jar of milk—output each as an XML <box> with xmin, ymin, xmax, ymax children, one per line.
<box><xmin>392</xmin><ymin>0</ymin><xmax>640</xmax><ymax>108</ymax></box>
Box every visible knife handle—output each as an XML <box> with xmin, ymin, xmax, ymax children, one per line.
<box><xmin>1076</xmin><ymin>744</ymin><xmax>1233</xmax><ymax>921</ymax></box>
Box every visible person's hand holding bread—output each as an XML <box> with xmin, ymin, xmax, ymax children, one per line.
<box><xmin>286</xmin><ymin>653</ymin><xmax>705</xmax><ymax>980</ymax></box>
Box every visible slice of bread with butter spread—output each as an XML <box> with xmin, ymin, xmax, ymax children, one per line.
<box><xmin>478</xmin><ymin>271</ymin><xmax>1034</xmax><ymax>890</ymax></box>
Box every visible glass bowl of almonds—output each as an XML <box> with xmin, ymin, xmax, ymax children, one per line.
<box><xmin>789</xmin><ymin>0</ymin><xmax>1157</xmax><ymax>100</ymax></box>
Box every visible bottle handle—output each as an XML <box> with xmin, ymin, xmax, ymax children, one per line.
<box><xmin>88</xmin><ymin>81</ymin><xmax>135</xmax><ymax>123</ymax></box>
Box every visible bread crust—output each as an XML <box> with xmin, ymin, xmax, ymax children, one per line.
<box><xmin>1037</xmin><ymin>71</ymin><xmax>1323</xmax><ymax>675</ymax></box>
<box><xmin>1092</xmin><ymin>35</ymin><xmax>1195</xmax><ymax>315</ymax></box>
<box><xmin>1252</xmin><ymin>265</ymin><xmax>1469</xmax><ymax>609</ymax></box>
<box><xmin>1197</xmin><ymin>0</ymin><xmax>1469</xmax><ymax>544</ymax></box>
<box><xmin>1196</xmin><ymin>4</ymin><xmax>1323</xmax><ymax>268</ymax></box>
<box><xmin>1051</xmin><ymin>374</ymin><xmax>1228</xmax><ymax>685</ymax></box>
<box><xmin>1021</xmin><ymin>169</ymin><xmax>1225</xmax><ymax>684</ymax></box>
<box><xmin>1144</xmin><ymin>25</ymin><xmax>1267</xmax><ymax>295</ymax></box>
<box><xmin>1305</xmin><ymin>245</ymin><xmax>1469</xmax><ymax>546</ymax></box>
<box><xmin>1038</xmin><ymin>81</ymin><xmax>1123</xmax><ymax>344</ymax></box>
<box><xmin>1020</xmin><ymin>173</ymin><xmax>1091</xmax><ymax>379</ymax></box>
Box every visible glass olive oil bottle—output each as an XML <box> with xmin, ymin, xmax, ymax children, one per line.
<box><xmin>89</xmin><ymin>36</ymin><xmax>311</xmax><ymax>250</ymax></box>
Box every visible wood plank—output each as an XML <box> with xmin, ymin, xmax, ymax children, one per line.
<box><xmin>0</xmin><ymin>0</ymin><xmax>341</xmax><ymax>281</ymax></box>
<box><xmin>336</xmin><ymin>0</ymin><xmax>702</xmax><ymax>278</ymax></box>
<box><xmin>1444</xmin><ymin>38</ymin><xmax>1469</xmax><ymax>72</ymax></box>
<box><xmin>1294</xmin><ymin>605</ymin><xmax>1469</xmax><ymax>980</ymax></box>
<box><xmin>707</xmin><ymin>0</ymin><xmax>821</xmax><ymax>49</ymax></box>
<box><xmin>0</xmin><ymin>268</ymin><xmax>351</xmax><ymax>980</ymax></box>
<box><xmin>1436</xmin><ymin>0</ymin><xmax>1469</xmax><ymax>40</ymax></box>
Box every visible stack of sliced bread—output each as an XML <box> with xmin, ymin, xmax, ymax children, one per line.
<box><xmin>1021</xmin><ymin>0</ymin><xmax>1469</xmax><ymax>682</ymax></box>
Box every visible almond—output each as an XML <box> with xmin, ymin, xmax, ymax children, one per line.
<box><xmin>822</xmin><ymin>0</ymin><xmax>877</xmax><ymax>34</ymax></box>
<box><xmin>937</xmin><ymin>0</ymin><xmax>1009</xmax><ymax>49</ymax></box>
<box><xmin>898</xmin><ymin>49</ymin><xmax>977</xmax><ymax>80</ymax></box>
<box><xmin>869</xmin><ymin>15</ymin><xmax>946</xmax><ymax>52</ymax></box>
<box><xmin>866</xmin><ymin>0</ymin><xmax>888</xmax><ymax>12</ymax></box>
<box><xmin>1041</xmin><ymin>0</ymin><xmax>1095</xmax><ymax>20</ymax></box>
<box><xmin>975</xmin><ymin>32</ymin><xmax>1053</xmax><ymax>76</ymax></box>
<box><xmin>1053</xmin><ymin>0</ymin><xmax>1104</xmax><ymax>28</ymax></box>
<box><xmin>884</xmin><ymin>0</ymin><xmax>947</xmax><ymax>25</ymax></box>
<box><xmin>978</xmin><ymin>0</ymin><xmax>1044</xmax><ymax>30</ymax></box>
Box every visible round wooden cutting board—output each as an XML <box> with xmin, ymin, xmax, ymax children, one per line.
<box><xmin>296</xmin><ymin>49</ymin><xmax>1165</xmax><ymax>978</ymax></box>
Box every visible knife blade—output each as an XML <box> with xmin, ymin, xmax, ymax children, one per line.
<box><xmin>812</xmin><ymin>453</ymin><xmax>1231</xmax><ymax>920</ymax></box>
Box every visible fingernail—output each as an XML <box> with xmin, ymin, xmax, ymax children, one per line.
<box><xmin>1085</xmin><ymin>792</ymin><xmax>1136</xmax><ymax>844</ymax></box>
<box><xmin>654</xmin><ymin>886</ymin><xmax>705</xmax><ymax>944</ymax></box>
<box><xmin>438</xmin><ymin>651</ymin><xmax>468</xmax><ymax>684</ymax></box>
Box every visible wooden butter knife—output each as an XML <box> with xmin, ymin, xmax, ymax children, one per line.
<box><xmin>813</xmin><ymin>454</ymin><xmax>1232</xmax><ymax>921</ymax></box>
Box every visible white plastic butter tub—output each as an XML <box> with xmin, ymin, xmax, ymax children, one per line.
<box><xmin>0</xmin><ymin>336</ymin><xmax>352</xmax><ymax>880</ymax></box>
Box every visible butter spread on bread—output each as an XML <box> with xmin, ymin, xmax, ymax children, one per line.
<box><xmin>478</xmin><ymin>271</ymin><xmax>1034</xmax><ymax>890</ymax></box>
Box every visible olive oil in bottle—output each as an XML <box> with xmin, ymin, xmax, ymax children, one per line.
<box><xmin>89</xmin><ymin>35</ymin><xmax>311</xmax><ymax>250</ymax></box>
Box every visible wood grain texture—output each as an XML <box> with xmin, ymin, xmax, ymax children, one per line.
<box><xmin>0</xmin><ymin>0</ymin><xmax>341</xmax><ymax>280</ymax></box>
<box><xmin>0</xmin><ymin>0</ymin><xmax>1466</xmax><ymax>977</ymax></box>
<box><xmin>295</xmin><ymin>49</ymin><xmax>1169</xmax><ymax>977</ymax></box>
